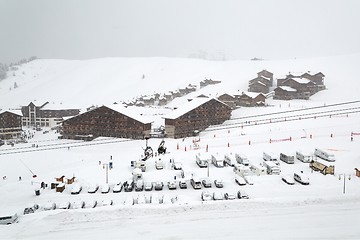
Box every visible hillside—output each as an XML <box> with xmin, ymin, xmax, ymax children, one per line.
<box><xmin>1</xmin><ymin>54</ymin><xmax>359</xmax><ymax>110</ymax></box>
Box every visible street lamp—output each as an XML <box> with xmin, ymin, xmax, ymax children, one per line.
<box><xmin>338</xmin><ymin>174</ymin><xmax>351</xmax><ymax>194</ymax></box>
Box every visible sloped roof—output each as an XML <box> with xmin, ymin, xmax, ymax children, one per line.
<box><xmin>0</xmin><ymin>109</ymin><xmax>23</xmax><ymax>116</ymax></box>
<box><xmin>164</xmin><ymin>98</ymin><xmax>228</xmax><ymax>120</ymax></box>
<box><xmin>241</xmin><ymin>91</ymin><xmax>265</xmax><ymax>98</ymax></box>
<box><xmin>277</xmin><ymin>86</ymin><xmax>297</xmax><ymax>92</ymax></box>
<box><xmin>106</xmin><ymin>105</ymin><xmax>152</xmax><ymax>124</ymax></box>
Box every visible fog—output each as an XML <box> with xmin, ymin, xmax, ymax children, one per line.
<box><xmin>1</xmin><ymin>0</ymin><xmax>359</xmax><ymax>63</ymax></box>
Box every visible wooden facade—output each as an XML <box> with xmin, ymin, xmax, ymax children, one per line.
<box><xmin>236</xmin><ymin>92</ymin><xmax>266</xmax><ymax>107</ymax></box>
<box><xmin>0</xmin><ymin>111</ymin><xmax>23</xmax><ymax>139</ymax></box>
<box><xmin>164</xmin><ymin>98</ymin><xmax>232</xmax><ymax>138</ymax></box>
<box><xmin>217</xmin><ymin>94</ymin><xmax>236</xmax><ymax>109</ymax></box>
<box><xmin>248</xmin><ymin>81</ymin><xmax>269</xmax><ymax>94</ymax></box>
<box><xmin>257</xmin><ymin>70</ymin><xmax>274</xmax><ymax>82</ymax></box>
<box><xmin>273</xmin><ymin>86</ymin><xmax>298</xmax><ymax>100</ymax></box>
<box><xmin>61</xmin><ymin>106</ymin><xmax>151</xmax><ymax>140</ymax></box>
<box><xmin>249</xmin><ymin>76</ymin><xmax>272</xmax><ymax>87</ymax></box>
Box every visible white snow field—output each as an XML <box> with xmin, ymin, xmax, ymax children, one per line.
<box><xmin>0</xmin><ymin>54</ymin><xmax>360</xmax><ymax>239</ymax></box>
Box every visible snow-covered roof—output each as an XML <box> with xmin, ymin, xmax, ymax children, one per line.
<box><xmin>0</xmin><ymin>109</ymin><xmax>23</xmax><ymax>116</ymax></box>
<box><xmin>249</xmin><ymin>81</ymin><xmax>267</xmax><ymax>87</ymax></box>
<box><xmin>278</xmin><ymin>86</ymin><xmax>297</xmax><ymax>92</ymax></box>
<box><xmin>164</xmin><ymin>97</ymin><xmax>224</xmax><ymax>120</ymax></box>
<box><xmin>289</xmin><ymin>77</ymin><xmax>312</xmax><ymax>84</ymax></box>
<box><xmin>241</xmin><ymin>91</ymin><xmax>264</xmax><ymax>98</ymax></box>
<box><xmin>106</xmin><ymin>104</ymin><xmax>152</xmax><ymax>124</ymax></box>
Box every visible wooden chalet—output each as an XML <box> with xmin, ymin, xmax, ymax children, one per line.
<box><xmin>21</xmin><ymin>102</ymin><xmax>80</xmax><ymax>128</ymax></box>
<box><xmin>217</xmin><ymin>93</ymin><xmax>236</xmax><ymax>109</ymax></box>
<box><xmin>236</xmin><ymin>92</ymin><xmax>266</xmax><ymax>107</ymax></box>
<box><xmin>257</xmin><ymin>70</ymin><xmax>274</xmax><ymax>82</ymax></box>
<box><xmin>0</xmin><ymin>110</ymin><xmax>23</xmax><ymax>139</ymax></box>
<box><xmin>200</xmin><ymin>79</ymin><xmax>222</xmax><ymax>88</ymax></box>
<box><xmin>164</xmin><ymin>98</ymin><xmax>232</xmax><ymax>138</ymax></box>
<box><xmin>248</xmin><ymin>81</ymin><xmax>269</xmax><ymax>94</ymax></box>
<box><xmin>301</xmin><ymin>72</ymin><xmax>325</xmax><ymax>85</ymax></box>
<box><xmin>61</xmin><ymin>105</ymin><xmax>151</xmax><ymax>140</ymax></box>
<box><xmin>273</xmin><ymin>86</ymin><xmax>298</xmax><ymax>100</ymax></box>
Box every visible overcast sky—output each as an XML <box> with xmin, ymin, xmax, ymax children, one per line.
<box><xmin>1</xmin><ymin>0</ymin><xmax>359</xmax><ymax>63</ymax></box>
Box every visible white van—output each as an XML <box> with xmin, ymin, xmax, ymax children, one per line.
<box><xmin>235</xmin><ymin>153</ymin><xmax>250</xmax><ymax>166</ymax></box>
<box><xmin>280</xmin><ymin>152</ymin><xmax>294</xmax><ymax>164</ymax></box>
<box><xmin>296</xmin><ymin>151</ymin><xmax>313</xmax><ymax>163</ymax></box>
<box><xmin>263</xmin><ymin>160</ymin><xmax>281</xmax><ymax>175</ymax></box>
<box><xmin>211</xmin><ymin>153</ymin><xmax>224</xmax><ymax>168</ymax></box>
<box><xmin>196</xmin><ymin>152</ymin><xmax>211</xmax><ymax>168</ymax></box>
<box><xmin>314</xmin><ymin>148</ymin><xmax>335</xmax><ymax>162</ymax></box>
<box><xmin>263</xmin><ymin>152</ymin><xmax>280</xmax><ymax>165</ymax></box>
<box><xmin>224</xmin><ymin>153</ymin><xmax>237</xmax><ymax>167</ymax></box>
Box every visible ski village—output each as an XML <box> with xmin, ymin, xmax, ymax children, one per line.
<box><xmin>0</xmin><ymin>54</ymin><xmax>360</xmax><ymax>239</ymax></box>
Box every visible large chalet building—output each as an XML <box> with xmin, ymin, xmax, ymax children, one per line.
<box><xmin>0</xmin><ymin>110</ymin><xmax>23</xmax><ymax>139</ymax></box>
<box><xmin>21</xmin><ymin>102</ymin><xmax>80</xmax><ymax>128</ymax></box>
<box><xmin>248</xmin><ymin>70</ymin><xmax>274</xmax><ymax>94</ymax></box>
<box><xmin>61</xmin><ymin>105</ymin><xmax>151</xmax><ymax>140</ymax></box>
<box><xmin>164</xmin><ymin>98</ymin><xmax>232</xmax><ymax>138</ymax></box>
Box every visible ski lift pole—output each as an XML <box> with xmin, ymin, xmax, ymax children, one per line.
<box><xmin>19</xmin><ymin>159</ymin><xmax>37</xmax><ymax>178</ymax></box>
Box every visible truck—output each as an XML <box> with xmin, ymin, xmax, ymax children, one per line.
<box><xmin>211</xmin><ymin>153</ymin><xmax>224</xmax><ymax>168</ymax></box>
<box><xmin>280</xmin><ymin>152</ymin><xmax>294</xmax><ymax>164</ymax></box>
<box><xmin>196</xmin><ymin>152</ymin><xmax>211</xmax><ymax>168</ymax></box>
<box><xmin>235</xmin><ymin>153</ymin><xmax>250</xmax><ymax>166</ymax></box>
<box><xmin>310</xmin><ymin>160</ymin><xmax>335</xmax><ymax>175</ymax></box>
<box><xmin>296</xmin><ymin>151</ymin><xmax>313</xmax><ymax>163</ymax></box>
<box><xmin>263</xmin><ymin>160</ymin><xmax>281</xmax><ymax>175</ymax></box>
<box><xmin>263</xmin><ymin>152</ymin><xmax>280</xmax><ymax>165</ymax></box>
<box><xmin>314</xmin><ymin>148</ymin><xmax>335</xmax><ymax>162</ymax></box>
<box><xmin>224</xmin><ymin>153</ymin><xmax>237</xmax><ymax>167</ymax></box>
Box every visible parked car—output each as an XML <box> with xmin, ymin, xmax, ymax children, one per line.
<box><xmin>155</xmin><ymin>159</ymin><xmax>164</xmax><ymax>170</ymax></box>
<box><xmin>113</xmin><ymin>183</ymin><xmax>123</xmax><ymax>193</ymax></box>
<box><xmin>0</xmin><ymin>213</ymin><xmax>18</xmax><ymax>225</ymax></box>
<box><xmin>235</xmin><ymin>176</ymin><xmax>247</xmax><ymax>186</ymax></box>
<box><xmin>224</xmin><ymin>192</ymin><xmax>236</xmax><ymax>200</ymax></box>
<box><xmin>101</xmin><ymin>184</ymin><xmax>110</xmax><ymax>194</ymax></box>
<box><xmin>190</xmin><ymin>178</ymin><xmax>202</xmax><ymax>190</ymax></box>
<box><xmin>100</xmin><ymin>200</ymin><xmax>113</xmax><ymax>207</ymax></box>
<box><xmin>294</xmin><ymin>172</ymin><xmax>310</xmax><ymax>185</ymax></box>
<box><xmin>172</xmin><ymin>162</ymin><xmax>183</xmax><ymax>170</ymax></box>
<box><xmin>237</xmin><ymin>190</ymin><xmax>249</xmax><ymax>199</ymax></box>
<box><xmin>57</xmin><ymin>201</ymin><xmax>71</xmax><ymax>209</ymax></box>
<box><xmin>71</xmin><ymin>184</ymin><xmax>82</xmax><ymax>195</ymax></box>
<box><xmin>24</xmin><ymin>204</ymin><xmax>39</xmax><ymax>214</ymax></box>
<box><xmin>212</xmin><ymin>192</ymin><xmax>224</xmax><ymax>200</ymax></box>
<box><xmin>71</xmin><ymin>201</ymin><xmax>85</xmax><ymax>209</ymax></box>
<box><xmin>167</xmin><ymin>181</ymin><xmax>177</xmax><ymax>190</ymax></box>
<box><xmin>135</xmin><ymin>180</ymin><xmax>144</xmax><ymax>191</ymax></box>
<box><xmin>124</xmin><ymin>180</ymin><xmax>134</xmax><ymax>192</ymax></box>
<box><xmin>282</xmin><ymin>175</ymin><xmax>295</xmax><ymax>185</ymax></box>
<box><xmin>144</xmin><ymin>181</ymin><xmax>153</xmax><ymax>191</ymax></box>
<box><xmin>87</xmin><ymin>184</ymin><xmax>99</xmax><ymax>194</ymax></box>
<box><xmin>214</xmin><ymin>179</ymin><xmax>224</xmax><ymax>188</ymax></box>
<box><xmin>42</xmin><ymin>202</ymin><xmax>56</xmax><ymax>210</ymax></box>
<box><xmin>201</xmin><ymin>178</ymin><xmax>212</xmax><ymax>188</ymax></box>
<box><xmin>154</xmin><ymin>181</ymin><xmax>164</xmax><ymax>191</ymax></box>
<box><xmin>201</xmin><ymin>190</ymin><xmax>212</xmax><ymax>201</ymax></box>
<box><xmin>84</xmin><ymin>200</ymin><xmax>97</xmax><ymax>208</ymax></box>
<box><xmin>179</xmin><ymin>179</ymin><xmax>187</xmax><ymax>189</ymax></box>
<box><xmin>243</xmin><ymin>175</ymin><xmax>254</xmax><ymax>185</ymax></box>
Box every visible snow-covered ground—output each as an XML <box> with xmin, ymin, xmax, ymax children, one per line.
<box><xmin>0</xmin><ymin>55</ymin><xmax>360</xmax><ymax>239</ymax></box>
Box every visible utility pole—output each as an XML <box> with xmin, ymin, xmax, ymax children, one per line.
<box><xmin>339</xmin><ymin>174</ymin><xmax>351</xmax><ymax>194</ymax></box>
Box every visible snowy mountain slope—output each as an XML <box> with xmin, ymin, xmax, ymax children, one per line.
<box><xmin>1</xmin><ymin>53</ymin><xmax>359</xmax><ymax>110</ymax></box>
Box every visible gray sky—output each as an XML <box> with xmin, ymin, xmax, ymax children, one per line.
<box><xmin>1</xmin><ymin>0</ymin><xmax>359</xmax><ymax>63</ymax></box>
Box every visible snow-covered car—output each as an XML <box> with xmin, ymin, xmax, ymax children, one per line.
<box><xmin>84</xmin><ymin>200</ymin><xmax>97</xmax><ymax>208</ymax></box>
<box><xmin>243</xmin><ymin>175</ymin><xmax>254</xmax><ymax>185</ymax></box>
<box><xmin>235</xmin><ymin>176</ymin><xmax>247</xmax><ymax>186</ymax></box>
<box><xmin>201</xmin><ymin>190</ymin><xmax>212</xmax><ymax>201</ymax></box>
<box><xmin>179</xmin><ymin>179</ymin><xmax>187</xmax><ymax>189</ymax></box>
<box><xmin>202</xmin><ymin>178</ymin><xmax>212</xmax><ymax>188</ymax></box>
<box><xmin>237</xmin><ymin>190</ymin><xmax>249</xmax><ymax>199</ymax></box>
<box><xmin>173</xmin><ymin>162</ymin><xmax>183</xmax><ymax>170</ymax></box>
<box><xmin>42</xmin><ymin>202</ymin><xmax>56</xmax><ymax>211</ymax></box>
<box><xmin>294</xmin><ymin>172</ymin><xmax>310</xmax><ymax>185</ymax></box>
<box><xmin>135</xmin><ymin>180</ymin><xmax>144</xmax><ymax>191</ymax></box>
<box><xmin>71</xmin><ymin>201</ymin><xmax>85</xmax><ymax>209</ymax></box>
<box><xmin>167</xmin><ymin>181</ymin><xmax>177</xmax><ymax>190</ymax></box>
<box><xmin>213</xmin><ymin>192</ymin><xmax>224</xmax><ymax>201</ymax></box>
<box><xmin>154</xmin><ymin>181</ymin><xmax>164</xmax><ymax>191</ymax></box>
<box><xmin>87</xmin><ymin>184</ymin><xmax>99</xmax><ymax>194</ymax></box>
<box><xmin>190</xmin><ymin>178</ymin><xmax>202</xmax><ymax>189</ymax></box>
<box><xmin>224</xmin><ymin>192</ymin><xmax>236</xmax><ymax>200</ymax></box>
<box><xmin>100</xmin><ymin>200</ymin><xmax>113</xmax><ymax>207</ymax></box>
<box><xmin>214</xmin><ymin>179</ymin><xmax>223</xmax><ymax>188</ymax></box>
<box><xmin>112</xmin><ymin>183</ymin><xmax>123</xmax><ymax>193</ymax></box>
<box><xmin>124</xmin><ymin>180</ymin><xmax>134</xmax><ymax>192</ymax></box>
<box><xmin>71</xmin><ymin>184</ymin><xmax>82</xmax><ymax>195</ymax></box>
<box><xmin>23</xmin><ymin>204</ymin><xmax>39</xmax><ymax>214</ymax></box>
<box><xmin>101</xmin><ymin>184</ymin><xmax>110</xmax><ymax>194</ymax></box>
<box><xmin>57</xmin><ymin>201</ymin><xmax>71</xmax><ymax>209</ymax></box>
<box><xmin>144</xmin><ymin>181</ymin><xmax>153</xmax><ymax>191</ymax></box>
<box><xmin>136</xmin><ymin>194</ymin><xmax>146</xmax><ymax>204</ymax></box>
<box><xmin>151</xmin><ymin>194</ymin><xmax>160</xmax><ymax>204</ymax></box>
<box><xmin>282</xmin><ymin>175</ymin><xmax>295</xmax><ymax>185</ymax></box>
<box><xmin>155</xmin><ymin>159</ymin><xmax>164</xmax><ymax>170</ymax></box>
